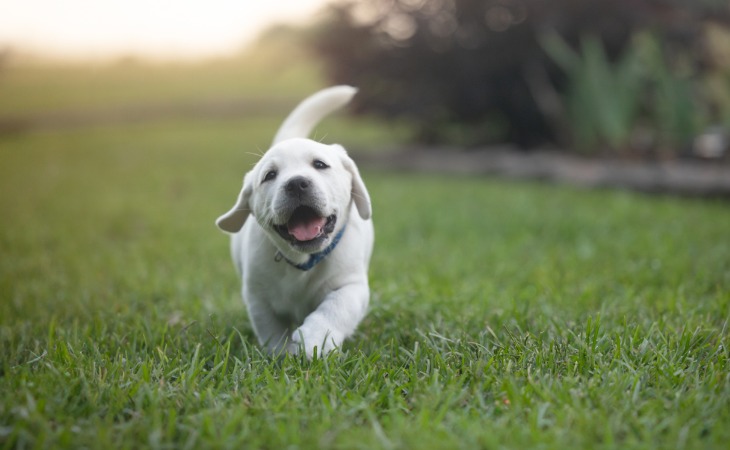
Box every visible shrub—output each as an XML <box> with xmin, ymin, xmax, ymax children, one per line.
<box><xmin>541</xmin><ymin>31</ymin><xmax>709</xmax><ymax>155</ymax></box>
<box><xmin>311</xmin><ymin>0</ymin><xmax>730</xmax><ymax>152</ymax></box>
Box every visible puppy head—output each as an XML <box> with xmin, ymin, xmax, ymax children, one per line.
<box><xmin>216</xmin><ymin>138</ymin><xmax>371</xmax><ymax>253</ymax></box>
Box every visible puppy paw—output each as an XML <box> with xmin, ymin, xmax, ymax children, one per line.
<box><xmin>291</xmin><ymin>325</ymin><xmax>343</xmax><ymax>359</ymax></box>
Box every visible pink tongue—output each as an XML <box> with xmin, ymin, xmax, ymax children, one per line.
<box><xmin>288</xmin><ymin>217</ymin><xmax>327</xmax><ymax>241</ymax></box>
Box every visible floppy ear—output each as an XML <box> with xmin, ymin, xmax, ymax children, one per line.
<box><xmin>339</xmin><ymin>150</ymin><xmax>371</xmax><ymax>220</ymax></box>
<box><xmin>216</xmin><ymin>174</ymin><xmax>253</xmax><ymax>233</ymax></box>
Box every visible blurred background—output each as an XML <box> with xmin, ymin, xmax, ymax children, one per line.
<box><xmin>1</xmin><ymin>0</ymin><xmax>730</xmax><ymax>190</ymax></box>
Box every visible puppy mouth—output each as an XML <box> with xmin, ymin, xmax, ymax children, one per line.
<box><xmin>273</xmin><ymin>206</ymin><xmax>337</xmax><ymax>247</ymax></box>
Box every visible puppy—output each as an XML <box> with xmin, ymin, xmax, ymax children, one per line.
<box><xmin>216</xmin><ymin>86</ymin><xmax>373</xmax><ymax>358</ymax></box>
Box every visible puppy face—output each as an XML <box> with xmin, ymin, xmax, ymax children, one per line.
<box><xmin>252</xmin><ymin>140</ymin><xmax>353</xmax><ymax>253</ymax></box>
<box><xmin>217</xmin><ymin>138</ymin><xmax>371</xmax><ymax>254</ymax></box>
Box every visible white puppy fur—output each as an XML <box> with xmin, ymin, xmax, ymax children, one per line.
<box><xmin>216</xmin><ymin>86</ymin><xmax>373</xmax><ymax>358</ymax></box>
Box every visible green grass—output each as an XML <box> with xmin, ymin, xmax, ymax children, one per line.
<box><xmin>1</xmin><ymin>117</ymin><xmax>728</xmax><ymax>450</ymax></box>
<box><xmin>1</xmin><ymin>48</ymin><xmax>729</xmax><ymax>448</ymax></box>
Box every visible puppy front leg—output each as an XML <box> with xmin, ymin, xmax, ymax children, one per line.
<box><xmin>246</xmin><ymin>300</ymin><xmax>293</xmax><ymax>356</ymax></box>
<box><xmin>291</xmin><ymin>282</ymin><xmax>369</xmax><ymax>358</ymax></box>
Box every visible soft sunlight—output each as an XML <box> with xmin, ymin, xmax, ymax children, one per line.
<box><xmin>0</xmin><ymin>0</ymin><xmax>332</xmax><ymax>60</ymax></box>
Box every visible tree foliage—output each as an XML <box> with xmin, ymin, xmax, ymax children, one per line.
<box><xmin>311</xmin><ymin>0</ymin><xmax>729</xmax><ymax>148</ymax></box>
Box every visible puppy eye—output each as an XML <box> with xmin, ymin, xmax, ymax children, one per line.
<box><xmin>313</xmin><ymin>160</ymin><xmax>329</xmax><ymax>170</ymax></box>
<box><xmin>263</xmin><ymin>170</ymin><xmax>277</xmax><ymax>183</ymax></box>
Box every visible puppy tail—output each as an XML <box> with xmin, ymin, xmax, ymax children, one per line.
<box><xmin>272</xmin><ymin>85</ymin><xmax>357</xmax><ymax>145</ymax></box>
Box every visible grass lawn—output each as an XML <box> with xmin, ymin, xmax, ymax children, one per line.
<box><xmin>0</xmin><ymin>53</ymin><xmax>729</xmax><ymax>448</ymax></box>
<box><xmin>1</xmin><ymin>117</ymin><xmax>728</xmax><ymax>450</ymax></box>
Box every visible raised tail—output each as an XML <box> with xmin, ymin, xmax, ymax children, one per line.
<box><xmin>272</xmin><ymin>85</ymin><xmax>357</xmax><ymax>145</ymax></box>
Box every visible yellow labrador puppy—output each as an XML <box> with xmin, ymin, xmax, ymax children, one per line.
<box><xmin>216</xmin><ymin>86</ymin><xmax>373</xmax><ymax>358</ymax></box>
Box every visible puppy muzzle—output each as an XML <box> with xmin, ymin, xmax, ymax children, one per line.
<box><xmin>272</xmin><ymin>176</ymin><xmax>337</xmax><ymax>252</ymax></box>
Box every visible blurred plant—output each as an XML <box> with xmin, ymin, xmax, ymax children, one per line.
<box><xmin>702</xmin><ymin>24</ymin><xmax>730</xmax><ymax>127</ymax></box>
<box><xmin>640</xmin><ymin>35</ymin><xmax>706</xmax><ymax>153</ymax></box>
<box><xmin>542</xmin><ymin>31</ymin><xmax>712</xmax><ymax>155</ymax></box>
<box><xmin>541</xmin><ymin>33</ymin><xmax>644</xmax><ymax>152</ymax></box>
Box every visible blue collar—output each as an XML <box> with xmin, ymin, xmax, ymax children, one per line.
<box><xmin>276</xmin><ymin>223</ymin><xmax>347</xmax><ymax>271</ymax></box>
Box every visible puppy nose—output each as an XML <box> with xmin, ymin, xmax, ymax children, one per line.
<box><xmin>285</xmin><ymin>176</ymin><xmax>311</xmax><ymax>194</ymax></box>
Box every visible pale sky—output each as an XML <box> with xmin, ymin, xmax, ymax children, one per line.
<box><xmin>0</xmin><ymin>0</ymin><xmax>332</xmax><ymax>59</ymax></box>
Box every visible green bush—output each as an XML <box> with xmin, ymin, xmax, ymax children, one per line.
<box><xmin>542</xmin><ymin>32</ymin><xmax>709</xmax><ymax>155</ymax></box>
<box><xmin>311</xmin><ymin>0</ymin><xmax>730</xmax><ymax>153</ymax></box>
<box><xmin>541</xmin><ymin>33</ymin><xmax>644</xmax><ymax>152</ymax></box>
